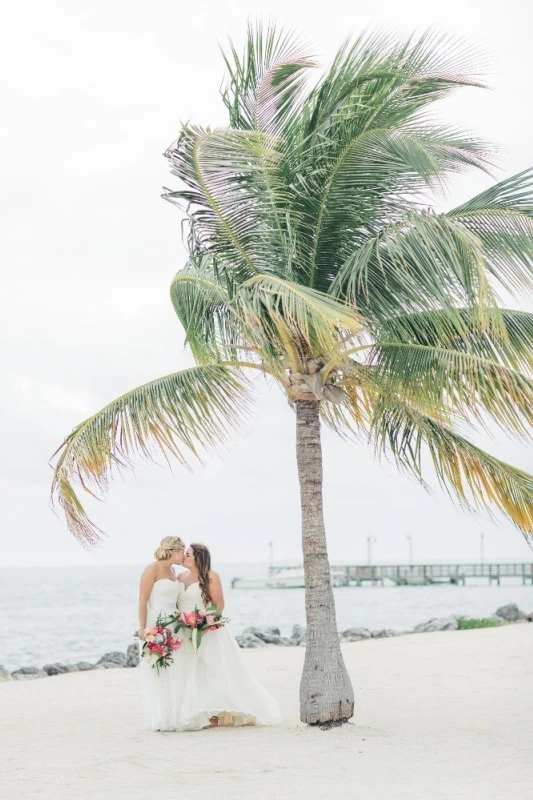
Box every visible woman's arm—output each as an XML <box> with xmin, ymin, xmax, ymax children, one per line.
<box><xmin>209</xmin><ymin>571</ymin><xmax>224</xmax><ymax>613</ymax></box>
<box><xmin>138</xmin><ymin>565</ymin><xmax>155</xmax><ymax>639</ymax></box>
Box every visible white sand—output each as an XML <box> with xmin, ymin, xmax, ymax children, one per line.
<box><xmin>1</xmin><ymin>625</ymin><xmax>532</xmax><ymax>800</ymax></box>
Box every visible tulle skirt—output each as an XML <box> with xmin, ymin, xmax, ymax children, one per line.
<box><xmin>178</xmin><ymin>624</ymin><xmax>282</xmax><ymax>731</ymax></box>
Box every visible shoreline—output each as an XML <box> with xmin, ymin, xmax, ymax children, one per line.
<box><xmin>1</xmin><ymin>602</ymin><xmax>530</xmax><ymax>682</ymax></box>
<box><xmin>3</xmin><ymin>567</ymin><xmax>532</xmax><ymax>673</ymax></box>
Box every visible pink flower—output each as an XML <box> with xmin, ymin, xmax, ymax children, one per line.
<box><xmin>206</xmin><ymin>615</ymin><xmax>215</xmax><ymax>625</ymax></box>
<box><xmin>209</xmin><ymin>626</ymin><xmax>218</xmax><ymax>632</ymax></box>
<box><xmin>185</xmin><ymin>611</ymin><xmax>198</xmax><ymax>627</ymax></box>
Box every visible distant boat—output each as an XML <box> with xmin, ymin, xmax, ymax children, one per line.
<box><xmin>231</xmin><ymin>567</ymin><xmax>347</xmax><ymax>589</ymax></box>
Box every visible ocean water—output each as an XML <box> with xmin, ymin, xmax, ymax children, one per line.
<box><xmin>0</xmin><ymin>563</ymin><xmax>532</xmax><ymax>671</ymax></box>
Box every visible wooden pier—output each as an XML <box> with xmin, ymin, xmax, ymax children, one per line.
<box><xmin>268</xmin><ymin>563</ymin><xmax>533</xmax><ymax>586</ymax></box>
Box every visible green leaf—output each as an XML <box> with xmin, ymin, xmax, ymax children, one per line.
<box><xmin>235</xmin><ymin>273</ymin><xmax>362</xmax><ymax>371</ymax></box>
<box><xmin>163</xmin><ymin>126</ymin><xmax>292</xmax><ymax>283</ymax></box>
<box><xmin>450</xmin><ymin>167</ymin><xmax>533</xmax><ymax>217</ymax></box>
<box><xmin>368</xmin><ymin>388</ymin><xmax>533</xmax><ymax>537</ymax></box>
<box><xmin>371</xmin><ymin>342</ymin><xmax>533</xmax><ymax>438</ymax></box>
<box><xmin>307</xmin><ymin>125</ymin><xmax>493</xmax><ymax>291</ymax></box>
<box><xmin>220</xmin><ymin>21</ymin><xmax>316</xmax><ymax>136</ymax></box>
<box><xmin>51</xmin><ymin>365</ymin><xmax>253</xmax><ymax>547</ymax></box>
<box><xmin>330</xmin><ymin>212</ymin><xmax>496</xmax><ymax>322</ymax></box>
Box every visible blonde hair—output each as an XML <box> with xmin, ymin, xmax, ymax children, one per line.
<box><xmin>154</xmin><ymin>536</ymin><xmax>185</xmax><ymax>561</ymax></box>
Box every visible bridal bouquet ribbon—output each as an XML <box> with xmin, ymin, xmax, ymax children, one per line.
<box><xmin>134</xmin><ymin>614</ymin><xmax>183</xmax><ymax>674</ymax></box>
<box><xmin>172</xmin><ymin>604</ymin><xmax>229</xmax><ymax>651</ymax></box>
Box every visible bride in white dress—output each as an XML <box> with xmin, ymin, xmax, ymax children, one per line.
<box><xmin>177</xmin><ymin>543</ymin><xmax>281</xmax><ymax>730</ymax></box>
<box><xmin>138</xmin><ymin>536</ymin><xmax>185</xmax><ymax>731</ymax></box>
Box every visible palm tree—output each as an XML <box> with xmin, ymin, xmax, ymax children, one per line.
<box><xmin>52</xmin><ymin>25</ymin><xmax>533</xmax><ymax>725</ymax></box>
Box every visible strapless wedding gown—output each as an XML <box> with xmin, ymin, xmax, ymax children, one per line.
<box><xmin>140</xmin><ymin>578</ymin><xmax>185</xmax><ymax>731</ymax></box>
<box><xmin>177</xmin><ymin>582</ymin><xmax>281</xmax><ymax>730</ymax></box>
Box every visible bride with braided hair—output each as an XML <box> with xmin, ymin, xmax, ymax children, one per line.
<box><xmin>177</xmin><ymin>543</ymin><xmax>281</xmax><ymax>729</ymax></box>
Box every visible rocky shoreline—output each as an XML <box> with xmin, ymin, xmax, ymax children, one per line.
<box><xmin>235</xmin><ymin>603</ymin><xmax>533</xmax><ymax>648</ymax></box>
<box><xmin>1</xmin><ymin>603</ymin><xmax>531</xmax><ymax>682</ymax></box>
<box><xmin>0</xmin><ymin>644</ymin><xmax>141</xmax><ymax>682</ymax></box>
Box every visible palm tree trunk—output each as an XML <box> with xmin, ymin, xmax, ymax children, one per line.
<box><xmin>295</xmin><ymin>399</ymin><xmax>354</xmax><ymax>724</ymax></box>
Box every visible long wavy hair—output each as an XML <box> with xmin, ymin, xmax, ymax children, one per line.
<box><xmin>190</xmin><ymin>543</ymin><xmax>212</xmax><ymax>606</ymax></box>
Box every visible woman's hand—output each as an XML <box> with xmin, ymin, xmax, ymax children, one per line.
<box><xmin>138</xmin><ymin>626</ymin><xmax>146</xmax><ymax>641</ymax></box>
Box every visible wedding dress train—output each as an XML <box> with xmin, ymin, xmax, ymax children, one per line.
<box><xmin>176</xmin><ymin>582</ymin><xmax>281</xmax><ymax>730</ymax></box>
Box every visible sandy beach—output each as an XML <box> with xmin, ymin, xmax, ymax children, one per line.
<box><xmin>2</xmin><ymin>624</ymin><xmax>532</xmax><ymax>800</ymax></box>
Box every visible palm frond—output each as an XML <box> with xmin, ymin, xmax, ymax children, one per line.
<box><xmin>371</xmin><ymin>342</ymin><xmax>533</xmax><ymax>438</ymax></box>
<box><xmin>330</xmin><ymin>211</ymin><xmax>496</xmax><ymax>322</ymax></box>
<box><xmin>234</xmin><ymin>274</ymin><xmax>362</xmax><ymax>370</ymax></box>
<box><xmin>283</xmin><ymin>30</ymin><xmax>490</xmax><ymax>290</ymax></box>
<box><xmin>450</xmin><ymin>167</ymin><xmax>533</xmax><ymax>216</ymax></box>
<box><xmin>319</xmin><ymin>378</ymin><xmax>374</xmax><ymax>439</ymax></box>
<box><xmin>446</xmin><ymin>169</ymin><xmax>533</xmax><ymax>295</ymax></box>
<box><xmin>303</xmin><ymin>29</ymin><xmax>486</xmax><ymax>140</ymax></box>
<box><xmin>163</xmin><ymin>126</ymin><xmax>290</xmax><ymax>280</ymax></box>
<box><xmin>220</xmin><ymin>21</ymin><xmax>316</xmax><ymax>136</ymax></box>
<box><xmin>375</xmin><ymin>307</ymin><xmax>533</xmax><ymax>374</ymax></box>
<box><xmin>51</xmin><ymin>366</ymin><xmax>253</xmax><ymax>546</ymax></box>
<box><xmin>306</xmin><ymin>125</ymin><xmax>494</xmax><ymax>291</ymax></box>
<box><xmin>170</xmin><ymin>256</ymin><xmax>247</xmax><ymax>363</ymax></box>
<box><xmin>369</xmin><ymin>391</ymin><xmax>533</xmax><ymax>536</ymax></box>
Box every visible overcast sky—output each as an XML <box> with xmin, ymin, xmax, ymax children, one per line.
<box><xmin>1</xmin><ymin>0</ymin><xmax>532</xmax><ymax>568</ymax></box>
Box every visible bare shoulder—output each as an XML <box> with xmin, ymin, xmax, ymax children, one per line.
<box><xmin>178</xmin><ymin>569</ymin><xmax>192</xmax><ymax>584</ymax></box>
<box><xmin>139</xmin><ymin>562</ymin><xmax>157</xmax><ymax>590</ymax></box>
<box><xmin>141</xmin><ymin>562</ymin><xmax>157</xmax><ymax>578</ymax></box>
<box><xmin>209</xmin><ymin>570</ymin><xmax>222</xmax><ymax>584</ymax></box>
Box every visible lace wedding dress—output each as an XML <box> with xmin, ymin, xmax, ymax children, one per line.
<box><xmin>140</xmin><ymin>578</ymin><xmax>185</xmax><ymax>731</ymax></box>
<box><xmin>177</xmin><ymin>582</ymin><xmax>281</xmax><ymax>730</ymax></box>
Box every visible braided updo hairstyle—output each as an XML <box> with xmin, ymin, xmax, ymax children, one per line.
<box><xmin>189</xmin><ymin>543</ymin><xmax>212</xmax><ymax>606</ymax></box>
<box><xmin>154</xmin><ymin>536</ymin><xmax>185</xmax><ymax>561</ymax></box>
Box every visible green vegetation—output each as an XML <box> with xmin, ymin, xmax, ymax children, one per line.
<box><xmin>457</xmin><ymin>617</ymin><xmax>503</xmax><ymax>630</ymax></box>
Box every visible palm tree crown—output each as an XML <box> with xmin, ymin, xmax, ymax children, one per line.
<box><xmin>52</xmin><ymin>24</ymin><xmax>533</xmax><ymax>547</ymax></box>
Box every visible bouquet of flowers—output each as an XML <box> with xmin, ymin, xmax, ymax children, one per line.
<box><xmin>134</xmin><ymin>614</ymin><xmax>183</xmax><ymax>674</ymax></box>
<box><xmin>172</xmin><ymin>604</ymin><xmax>228</xmax><ymax>651</ymax></box>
